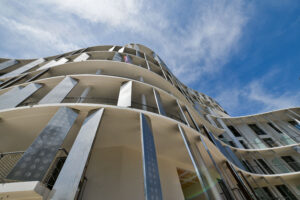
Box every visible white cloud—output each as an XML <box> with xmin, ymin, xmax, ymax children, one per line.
<box><xmin>0</xmin><ymin>0</ymin><xmax>247</xmax><ymax>83</ymax></box>
<box><xmin>215</xmin><ymin>74</ymin><xmax>300</xmax><ymax>116</ymax></box>
<box><xmin>247</xmin><ymin>80</ymin><xmax>300</xmax><ymax>112</ymax></box>
<box><xmin>0</xmin><ymin>17</ymin><xmax>79</xmax><ymax>55</ymax></box>
<box><xmin>42</xmin><ymin>0</ymin><xmax>144</xmax><ymax>29</ymax></box>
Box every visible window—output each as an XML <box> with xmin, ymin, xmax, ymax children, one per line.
<box><xmin>248</xmin><ymin>124</ymin><xmax>267</xmax><ymax>135</ymax></box>
<box><xmin>262</xmin><ymin>187</ymin><xmax>276</xmax><ymax>200</ymax></box>
<box><xmin>288</xmin><ymin>120</ymin><xmax>300</xmax><ymax>130</ymax></box>
<box><xmin>254</xmin><ymin>187</ymin><xmax>276</xmax><ymax>200</ymax></box>
<box><xmin>257</xmin><ymin>159</ymin><xmax>274</xmax><ymax>174</ymax></box>
<box><xmin>228</xmin><ymin>141</ymin><xmax>236</xmax><ymax>147</ymax></box>
<box><xmin>253</xmin><ymin>159</ymin><xmax>267</xmax><ymax>174</ymax></box>
<box><xmin>281</xmin><ymin>156</ymin><xmax>300</xmax><ymax>171</ymax></box>
<box><xmin>242</xmin><ymin>160</ymin><xmax>255</xmax><ymax>173</ymax></box>
<box><xmin>267</xmin><ymin>122</ymin><xmax>282</xmax><ymax>133</ymax></box>
<box><xmin>228</xmin><ymin>125</ymin><xmax>241</xmax><ymax>137</ymax></box>
<box><xmin>239</xmin><ymin>140</ymin><xmax>249</xmax><ymax>149</ymax></box>
<box><xmin>218</xmin><ymin>134</ymin><xmax>224</xmax><ymax>139</ymax></box>
<box><xmin>276</xmin><ymin>185</ymin><xmax>298</xmax><ymax>200</ymax></box>
<box><xmin>262</xmin><ymin>138</ymin><xmax>278</xmax><ymax>147</ymax></box>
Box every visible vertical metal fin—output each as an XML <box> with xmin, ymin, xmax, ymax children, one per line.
<box><xmin>6</xmin><ymin>107</ymin><xmax>78</xmax><ymax>181</ymax></box>
<box><xmin>39</xmin><ymin>76</ymin><xmax>78</xmax><ymax>104</ymax></box>
<box><xmin>50</xmin><ymin>108</ymin><xmax>104</xmax><ymax>200</ymax></box>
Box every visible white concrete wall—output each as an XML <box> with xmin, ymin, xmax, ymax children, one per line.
<box><xmin>82</xmin><ymin>146</ymin><xmax>185</xmax><ymax>200</ymax></box>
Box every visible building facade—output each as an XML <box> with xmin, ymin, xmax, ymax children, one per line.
<box><xmin>0</xmin><ymin>44</ymin><xmax>299</xmax><ymax>200</ymax></box>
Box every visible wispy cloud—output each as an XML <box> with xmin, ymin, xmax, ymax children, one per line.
<box><xmin>215</xmin><ymin>71</ymin><xmax>300</xmax><ymax>116</ymax></box>
<box><xmin>0</xmin><ymin>0</ymin><xmax>249</xmax><ymax>83</ymax></box>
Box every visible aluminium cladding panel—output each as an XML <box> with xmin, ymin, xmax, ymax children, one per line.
<box><xmin>0</xmin><ymin>83</ymin><xmax>42</xmax><ymax>110</ymax></box>
<box><xmin>6</xmin><ymin>107</ymin><xmax>78</xmax><ymax>181</ymax></box>
<box><xmin>39</xmin><ymin>76</ymin><xmax>78</xmax><ymax>104</ymax></box>
<box><xmin>0</xmin><ymin>58</ymin><xmax>45</xmax><ymax>79</ymax></box>
<box><xmin>37</xmin><ymin>58</ymin><xmax>68</xmax><ymax>70</ymax></box>
<box><xmin>73</xmin><ymin>53</ymin><xmax>89</xmax><ymax>62</ymax></box>
<box><xmin>117</xmin><ymin>81</ymin><xmax>132</xmax><ymax>107</ymax></box>
<box><xmin>0</xmin><ymin>59</ymin><xmax>18</xmax><ymax>71</ymax></box>
<box><xmin>153</xmin><ymin>89</ymin><xmax>166</xmax><ymax>116</ymax></box>
<box><xmin>50</xmin><ymin>108</ymin><xmax>104</xmax><ymax>200</ymax></box>
<box><xmin>140</xmin><ymin>113</ymin><xmax>163</xmax><ymax>200</ymax></box>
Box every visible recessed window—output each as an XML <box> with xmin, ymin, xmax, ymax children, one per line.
<box><xmin>262</xmin><ymin>138</ymin><xmax>278</xmax><ymax>147</ymax></box>
<box><xmin>228</xmin><ymin>125</ymin><xmax>241</xmax><ymax>137</ymax></box>
<box><xmin>281</xmin><ymin>156</ymin><xmax>300</xmax><ymax>171</ymax></box>
<box><xmin>239</xmin><ymin>140</ymin><xmax>249</xmax><ymax>149</ymax></box>
<box><xmin>248</xmin><ymin>124</ymin><xmax>267</xmax><ymax>135</ymax></box>
<box><xmin>228</xmin><ymin>141</ymin><xmax>236</xmax><ymax>147</ymax></box>
<box><xmin>288</xmin><ymin>120</ymin><xmax>300</xmax><ymax>130</ymax></box>
<box><xmin>276</xmin><ymin>185</ymin><xmax>298</xmax><ymax>200</ymax></box>
<box><xmin>257</xmin><ymin>159</ymin><xmax>274</xmax><ymax>174</ymax></box>
<box><xmin>267</xmin><ymin>122</ymin><xmax>282</xmax><ymax>133</ymax></box>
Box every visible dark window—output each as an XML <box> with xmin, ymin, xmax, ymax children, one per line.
<box><xmin>288</xmin><ymin>120</ymin><xmax>300</xmax><ymax>130</ymax></box>
<box><xmin>248</xmin><ymin>124</ymin><xmax>267</xmax><ymax>135</ymax></box>
<box><xmin>239</xmin><ymin>140</ymin><xmax>249</xmax><ymax>149</ymax></box>
<box><xmin>257</xmin><ymin>159</ymin><xmax>274</xmax><ymax>174</ymax></box>
<box><xmin>262</xmin><ymin>187</ymin><xmax>276</xmax><ymax>200</ymax></box>
<box><xmin>228</xmin><ymin>125</ymin><xmax>241</xmax><ymax>137</ymax></box>
<box><xmin>242</xmin><ymin>160</ymin><xmax>255</xmax><ymax>173</ymax></box>
<box><xmin>253</xmin><ymin>159</ymin><xmax>267</xmax><ymax>174</ymax></box>
<box><xmin>276</xmin><ymin>185</ymin><xmax>298</xmax><ymax>200</ymax></box>
<box><xmin>228</xmin><ymin>141</ymin><xmax>236</xmax><ymax>147</ymax></box>
<box><xmin>267</xmin><ymin>122</ymin><xmax>282</xmax><ymax>133</ymax></box>
<box><xmin>281</xmin><ymin>156</ymin><xmax>300</xmax><ymax>171</ymax></box>
<box><xmin>262</xmin><ymin>138</ymin><xmax>278</xmax><ymax>147</ymax></box>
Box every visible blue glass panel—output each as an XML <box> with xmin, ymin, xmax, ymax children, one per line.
<box><xmin>153</xmin><ymin>89</ymin><xmax>166</xmax><ymax>116</ymax></box>
<box><xmin>207</xmin><ymin>131</ymin><xmax>245</xmax><ymax>170</ymax></box>
<box><xmin>112</xmin><ymin>53</ymin><xmax>122</xmax><ymax>62</ymax></box>
<box><xmin>140</xmin><ymin>113</ymin><xmax>163</xmax><ymax>200</ymax></box>
<box><xmin>7</xmin><ymin>107</ymin><xmax>78</xmax><ymax>181</ymax></box>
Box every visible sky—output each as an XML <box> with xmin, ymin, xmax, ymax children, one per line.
<box><xmin>0</xmin><ymin>0</ymin><xmax>299</xmax><ymax>116</ymax></box>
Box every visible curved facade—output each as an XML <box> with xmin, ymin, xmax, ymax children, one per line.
<box><xmin>0</xmin><ymin>44</ymin><xmax>299</xmax><ymax>200</ymax></box>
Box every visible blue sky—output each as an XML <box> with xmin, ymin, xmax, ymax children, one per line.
<box><xmin>0</xmin><ymin>0</ymin><xmax>299</xmax><ymax>116</ymax></box>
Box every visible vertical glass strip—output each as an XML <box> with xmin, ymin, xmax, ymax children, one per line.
<box><xmin>39</xmin><ymin>76</ymin><xmax>78</xmax><ymax>104</ymax></box>
<box><xmin>112</xmin><ymin>52</ymin><xmax>122</xmax><ymax>62</ymax></box>
<box><xmin>0</xmin><ymin>83</ymin><xmax>42</xmax><ymax>110</ymax></box>
<box><xmin>1</xmin><ymin>58</ymin><xmax>45</xmax><ymax>79</ymax></box>
<box><xmin>140</xmin><ymin>113</ymin><xmax>163</xmax><ymax>200</ymax></box>
<box><xmin>51</xmin><ymin>108</ymin><xmax>104</xmax><ymax>199</ymax></box>
<box><xmin>153</xmin><ymin>89</ymin><xmax>166</xmax><ymax>116</ymax></box>
<box><xmin>0</xmin><ymin>59</ymin><xmax>18</xmax><ymax>71</ymax></box>
<box><xmin>6</xmin><ymin>107</ymin><xmax>78</xmax><ymax>181</ymax></box>
<box><xmin>117</xmin><ymin>81</ymin><xmax>132</xmax><ymax>107</ymax></box>
<box><xmin>178</xmin><ymin>125</ymin><xmax>210</xmax><ymax>200</ymax></box>
<box><xmin>176</xmin><ymin>100</ymin><xmax>190</xmax><ymax>126</ymax></box>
